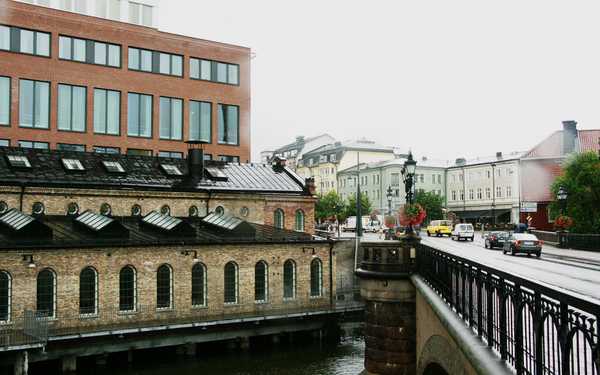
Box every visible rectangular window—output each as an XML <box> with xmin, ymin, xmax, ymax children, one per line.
<box><xmin>127</xmin><ymin>92</ymin><xmax>152</xmax><ymax>137</ymax></box>
<box><xmin>57</xmin><ymin>143</ymin><xmax>85</xmax><ymax>152</ymax></box>
<box><xmin>218</xmin><ymin>155</ymin><xmax>240</xmax><ymax>163</ymax></box>
<box><xmin>0</xmin><ymin>77</ymin><xmax>9</xmax><ymax>125</ymax></box>
<box><xmin>0</xmin><ymin>139</ymin><xmax>8</xmax><ymax>147</ymax></box>
<box><xmin>217</xmin><ymin>104</ymin><xmax>239</xmax><ymax>145</ymax></box>
<box><xmin>93</xmin><ymin>146</ymin><xmax>120</xmax><ymax>154</ymax></box>
<box><xmin>127</xmin><ymin>148</ymin><xmax>152</xmax><ymax>156</ymax></box>
<box><xmin>128</xmin><ymin>47</ymin><xmax>182</xmax><ymax>76</ymax></box>
<box><xmin>19</xmin><ymin>140</ymin><xmax>48</xmax><ymax>149</ymax></box>
<box><xmin>141</xmin><ymin>4</ymin><xmax>152</xmax><ymax>26</ymax></box>
<box><xmin>19</xmin><ymin>79</ymin><xmax>49</xmax><ymax>129</ymax></box>
<box><xmin>0</xmin><ymin>25</ymin><xmax>9</xmax><ymax>51</ymax></box>
<box><xmin>189</xmin><ymin>100</ymin><xmax>211</xmax><ymax>142</ymax></box>
<box><xmin>5</xmin><ymin>26</ymin><xmax>50</xmax><ymax>57</ymax></box>
<box><xmin>20</xmin><ymin>29</ymin><xmax>34</xmax><ymax>54</ymax></box>
<box><xmin>93</xmin><ymin>88</ymin><xmax>120</xmax><ymax>135</ymax></box>
<box><xmin>159</xmin><ymin>97</ymin><xmax>183</xmax><ymax>140</ymax></box>
<box><xmin>59</xmin><ymin>35</ymin><xmax>120</xmax><ymax>67</ymax></box>
<box><xmin>58</xmin><ymin>84</ymin><xmax>86</xmax><ymax>132</ymax></box>
<box><xmin>128</xmin><ymin>1</ymin><xmax>140</xmax><ymax>24</ymax></box>
<box><xmin>391</xmin><ymin>173</ymin><xmax>400</xmax><ymax>186</ymax></box>
<box><xmin>190</xmin><ymin>57</ymin><xmax>240</xmax><ymax>85</ymax></box>
<box><xmin>94</xmin><ymin>42</ymin><xmax>107</xmax><ymax>65</ymax></box>
<box><xmin>158</xmin><ymin>151</ymin><xmax>183</xmax><ymax>159</ymax></box>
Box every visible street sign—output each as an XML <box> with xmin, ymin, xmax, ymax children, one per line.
<box><xmin>520</xmin><ymin>202</ymin><xmax>538</xmax><ymax>213</ymax></box>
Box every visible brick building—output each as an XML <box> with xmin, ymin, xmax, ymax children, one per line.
<box><xmin>0</xmin><ymin>0</ymin><xmax>251</xmax><ymax>162</ymax></box>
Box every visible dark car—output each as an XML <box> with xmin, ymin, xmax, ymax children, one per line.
<box><xmin>484</xmin><ymin>231</ymin><xmax>509</xmax><ymax>249</ymax></box>
<box><xmin>502</xmin><ymin>233</ymin><xmax>543</xmax><ymax>257</ymax></box>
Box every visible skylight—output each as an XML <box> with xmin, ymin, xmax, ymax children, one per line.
<box><xmin>203</xmin><ymin>212</ymin><xmax>243</xmax><ymax>230</ymax></box>
<box><xmin>142</xmin><ymin>210</ymin><xmax>182</xmax><ymax>231</ymax></box>
<box><xmin>75</xmin><ymin>211</ymin><xmax>114</xmax><ymax>231</ymax></box>
<box><xmin>205</xmin><ymin>167</ymin><xmax>228</xmax><ymax>181</ymax></box>
<box><xmin>6</xmin><ymin>155</ymin><xmax>32</xmax><ymax>169</ymax></box>
<box><xmin>0</xmin><ymin>209</ymin><xmax>34</xmax><ymax>231</ymax></box>
<box><xmin>62</xmin><ymin>158</ymin><xmax>85</xmax><ymax>171</ymax></box>
<box><xmin>161</xmin><ymin>164</ymin><xmax>183</xmax><ymax>176</ymax></box>
<box><xmin>102</xmin><ymin>161</ymin><xmax>125</xmax><ymax>173</ymax></box>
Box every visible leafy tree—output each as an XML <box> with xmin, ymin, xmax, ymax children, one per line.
<box><xmin>345</xmin><ymin>192</ymin><xmax>372</xmax><ymax>218</ymax></box>
<box><xmin>550</xmin><ymin>152</ymin><xmax>600</xmax><ymax>234</ymax></box>
<box><xmin>415</xmin><ymin>191</ymin><xmax>445</xmax><ymax>223</ymax></box>
<box><xmin>315</xmin><ymin>191</ymin><xmax>346</xmax><ymax>222</ymax></box>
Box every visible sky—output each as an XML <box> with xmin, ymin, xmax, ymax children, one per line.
<box><xmin>160</xmin><ymin>0</ymin><xmax>600</xmax><ymax>162</ymax></box>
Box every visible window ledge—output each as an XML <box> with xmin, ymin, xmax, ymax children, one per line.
<box><xmin>156</xmin><ymin>307</ymin><xmax>173</xmax><ymax>312</ymax></box>
<box><xmin>191</xmin><ymin>305</ymin><xmax>208</xmax><ymax>310</ymax></box>
<box><xmin>254</xmin><ymin>300</ymin><xmax>269</xmax><ymax>305</ymax></box>
<box><xmin>79</xmin><ymin>313</ymin><xmax>98</xmax><ymax>319</ymax></box>
<box><xmin>117</xmin><ymin>310</ymin><xmax>137</xmax><ymax>316</ymax></box>
<box><xmin>283</xmin><ymin>297</ymin><xmax>296</xmax><ymax>302</ymax></box>
<box><xmin>224</xmin><ymin>302</ymin><xmax>240</xmax><ymax>307</ymax></box>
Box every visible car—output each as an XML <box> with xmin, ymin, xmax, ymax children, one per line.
<box><xmin>451</xmin><ymin>223</ymin><xmax>474</xmax><ymax>241</ymax></box>
<box><xmin>484</xmin><ymin>231</ymin><xmax>509</xmax><ymax>249</ymax></box>
<box><xmin>502</xmin><ymin>233</ymin><xmax>543</xmax><ymax>257</ymax></box>
<box><xmin>426</xmin><ymin>220</ymin><xmax>453</xmax><ymax>237</ymax></box>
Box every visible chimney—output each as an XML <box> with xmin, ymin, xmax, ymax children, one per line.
<box><xmin>272</xmin><ymin>156</ymin><xmax>287</xmax><ymax>172</ymax></box>
<box><xmin>455</xmin><ymin>158</ymin><xmax>466</xmax><ymax>166</ymax></box>
<box><xmin>496</xmin><ymin>151</ymin><xmax>503</xmax><ymax>159</ymax></box>
<box><xmin>305</xmin><ymin>177</ymin><xmax>316</xmax><ymax>195</ymax></box>
<box><xmin>187</xmin><ymin>148</ymin><xmax>205</xmax><ymax>185</ymax></box>
<box><xmin>562</xmin><ymin>120</ymin><xmax>578</xmax><ymax>155</ymax></box>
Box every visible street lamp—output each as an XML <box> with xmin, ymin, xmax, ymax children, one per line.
<box><xmin>557</xmin><ymin>186</ymin><xmax>568</xmax><ymax>214</ymax></box>
<box><xmin>401</xmin><ymin>152</ymin><xmax>417</xmax><ymax>234</ymax></box>
<box><xmin>386</xmin><ymin>185</ymin><xmax>393</xmax><ymax>239</ymax></box>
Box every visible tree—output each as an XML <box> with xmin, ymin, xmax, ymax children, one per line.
<box><xmin>345</xmin><ymin>192</ymin><xmax>372</xmax><ymax>218</ymax></box>
<box><xmin>550</xmin><ymin>152</ymin><xmax>600</xmax><ymax>234</ymax></box>
<box><xmin>415</xmin><ymin>191</ymin><xmax>445</xmax><ymax>223</ymax></box>
<box><xmin>315</xmin><ymin>191</ymin><xmax>346</xmax><ymax>222</ymax></box>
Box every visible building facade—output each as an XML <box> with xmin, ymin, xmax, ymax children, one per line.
<box><xmin>268</xmin><ymin>134</ymin><xmax>336</xmax><ymax>171</ymax></box>
<box><xmin>0</xmin><ymin>0</ymin><xmax>250</xmax><ymax>162</ymax></box>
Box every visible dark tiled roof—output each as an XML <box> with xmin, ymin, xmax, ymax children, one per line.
<box><xmin>0</xmin><ymin>211</ymin><xmax>322</xmax><ymax>249</ymax></box>
<box><xmin>0</xmin><ymin>147</ymin><xmax>307</xmax><ymax>194</ymax></box>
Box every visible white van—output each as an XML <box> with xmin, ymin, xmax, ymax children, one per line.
<box><xmin>451</xmin><ymin>223</ymin><xmax>474</xmax><ymax>241</ymax></box>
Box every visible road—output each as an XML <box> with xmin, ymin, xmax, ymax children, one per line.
<box><xmin>339</xmin><ymin>230</ymin><xmax>600</xmax><ymax>303</ymax></box>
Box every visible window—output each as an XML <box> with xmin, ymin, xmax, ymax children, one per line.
<box><xmin>19</xmin><ymin>141</ymin><xmax>48</xmax><ymax>149</ymax></box>
<box><xmin>191</xmin><ymin>263</ymin><xmax>206</xmax><ymax>307</ymax></box>
<box><xmin>127</xmin><ymin>93</ymin><xmax>152</xmax><ymax>137</ymax></box>
<box><xmin>274</xmin><ymin>209</ymin><xmax>284</xmax><ymax>229</ymax></box>
<box><xmin>158</xmin><ymin>151</ymin><xmax>183</xmax><ymax>159</ymax></box>
<box><xmin>218</xmin><ymin>155</ymin><xmax>240</xmax><ymax>163</ymax></box>
<box><xmin>477</xmin><ymin>188</ymin><xmax>482</xmax><ymax>200</ymax></box>
<box><xmin>57</xmin><ymin>143</ymin><xmax>85</xmax><ymax>152</ymax></box>
<box><xmin>391</xmin><ymin>173</ymin><xmax>400</xmax><ymax>186</ymax></box>
<box><xmin>103</xmin><ymin>160</ymin><xmax>125</xmax><ymax>173</ymax></box>
<box><xmin>0</xmin><ymin>140</ymin><xmax>8</xmax><ymax>147</ymax></box>
<box><xmin>468</xmin><ymin>189</ymin><xmax>474</xmax><ymax>200</ymax></box>
<box><xmin>94</xmin><ymin>89</ymin><xmax>120</xmax><ymax>135</ymax></box>
<box><xmin>0</xmin><ymin>76</ymin><xmax>9</xmax><ymax>125</ymax></box>
<box><xmin>95</xmin><ymin>0</ymin><xmax>120</xmax><ymax>19</ymax></box>
<box><xmin>295</xmin><ymin>210</ymin><xmax>305</xmax><ymax>231</ymax></box>
<box><xmin>460</xmin><ymin>190</ymin><xmax>464</xmax><ymax>201</ymax></box>
<box><xmin>59</xmin><ymin>36</ymin><xmax>120</xmax><ymax>67</ymax></box>
<box><xmin>506</xmin><ymin>186</ymin><xmax>512</xmax><ymax>197</ymax></box>
<box><xmin>79</xmin><ymin>267</ymin><xmax>97</xmax><ymax>315</ymax></box>
<box><xmin>1</xmin><ymin>26</ymin><xmax>50</xmax><ymax>56</ymax></box>
<box><xmin>486</xmin><ymin>188</ymin><xmax>491</xmax><ymax>199</ymax></box>
<box><xmin>160</xmin><ymin>205</ymin><xmax>170</xmax><ymax>215</ymax></box>
<box><xmin>119</xmin><ymin>266</ymin><xmax>136</xmax><ymax>312</ymax></box>
<box><xmin>438</xmin><ymin>175</ymin><xmax>441</xmax><ymax>184</ymax></box>
<box><xmin>0</xmin><ymin>271</ymin><xmax>11</xmax><ymax>322</ymax></box>
<box><xmin>127</xmin><ymin>148</ymin><xmax>152</xmax><ymax>156</ymax></box>
<box><xmin>224</xmin><ymin>262</ymin><xmax>238</xmax><ymax>304</ymax></box>
<box><xmin>217</xmin><ymin>104</ymin><xmax>239</xmax><ymax>145</ymax></box>
<box><xmin>487</xmin><ymin>170</ymin><xmax>491</xmax><ymax>178</ymax></box>
<box><xmin>283</xmin><ymin>260</ymin><xmax>296</xmax><ymax>299</ymax></box>
<box><xmin>310</xmin><ymin>258</ymin><xmax>323</xmax><ymax>297</ymax></box>
<box><xmin>36</xmin><ymin>268</ymin><xmax>56</xmax><ymax>318</ymax></box>
<box><xmin>58</xmin><ymin>84</ymin><xmax>86</xmax><ymax>132</ymax></box>
<box><xmin>128</xmin><ymin>47</ymin><xmax>182</xmax><ymax>76</ymax></box>
<box><xmin>189</xmin><ymin>100</ymin><xmax>211</xmax><ymax>142</ymax></box>
<box><xmin>215</xmin><ymin>206</ymin><xmax>224</xmax><ymax>216</ymax></box>
<box><xmin>131</xmin><ymin>204</ymin><xmax>142</xmax><ymax>216</ymax></box>
<box><xmin>156</xmin><ymin>264</ymin><xmax>172</xmax><ymax>309</ymax></box>
<box><xmin>189</xmin><ymin>57</ymin><xmax>239</xmax><ymax>85</ymax></box>
<box><xmin>60</xmin><ymin>0</ymin><xmax>72</xmax><ymax>10</ymax></box>
<box><xmin>254</xmin><ymin>261</ymin><xmax>268</xmax><ymax>303</ymax></box>
<box><xmin>496</xmin><ymin>186</ymin><xmax>502</xmax><ymax>198</ymax></box>
<box><xmin>19</xmin><ymin>79</ymin><xmax>49</xmax><ymax>129</ymax></box>
<box><xmin>159</xmin><ymin>97</ymin><xmax>183</xmax><ymax>140</ymax></box>
<box><xmin>93</xmin><ymin>146</ymin><xmax>120</xmax><ymax>154</ymax></box>
<box><xmin>129</xmin><ymin>2</ymin><xmax>153</xmax><ymax>26</ymax></box>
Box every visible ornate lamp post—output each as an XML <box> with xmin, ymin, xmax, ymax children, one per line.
<box><xmin>401</xmin><ymin>152</ymin><xmax>417</xmax><ymax>235</ymax></box>
<box><xmin>385</xmin><ymin>186</ymin><xmax>393</xmax><ymax>239</ymax></box>
<box><xmin>556</xmin><ymin>186</ymin><xmax>568</xmax><ymax>248</ymax></box>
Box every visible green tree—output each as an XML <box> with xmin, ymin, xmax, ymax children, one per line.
<box><xmin>345</xmin><ymin>192</ymin><xmax>372</xmax><ymax>218</ymax></box>
<box><xmin>415</xmin><ymin>191</ymin><xmax>445</xmax><ymax>223</ymax></box>
<box><xmin>315</xmin><ymin>191</ymin><xmax>346</xmax><ymax>222</ymax></box>
<box><xmin>550</xmin><ymin>152</ymin><xmax>600</xmax><ymax>234</ymax></box>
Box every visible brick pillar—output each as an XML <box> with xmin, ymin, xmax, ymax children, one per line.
<box><xmin>14</xmin><ymin>351</ymin><xmax>28</xmax><ymax>375</ymax></box>
<box><xmin>356</xmin><ymin>236</ymin><xmax>419</xmax><ymax>375</ymax></box>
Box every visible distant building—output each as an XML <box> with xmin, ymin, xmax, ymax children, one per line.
<box><xmin>296</xmin><ymin>139</ymin><xmax>394</xmax><ymax>195</ymax></box>
<box><xmin>267</xmin><ymin>134</ymin><xmax>336</xmax><ymax>171</ymax></box>
<box><xmin>260</xmin><ymin>150</ymin><xmax>275</xmax><ymax>164</ymax></box>
<box><xmin>520</xmin><ymin>121</ymin><xmax>600</xmax><ymax>230</ymax></box>
<box><xmin>337</xmin><ymin>156</ymin><xmax>447</xmax><ymax>214</ymax></box>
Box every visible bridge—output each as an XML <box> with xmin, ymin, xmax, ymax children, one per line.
<box><xmin>357</xmin><ymin>238</ymin><xmax>600</xmax><ymax>375</ymax></box>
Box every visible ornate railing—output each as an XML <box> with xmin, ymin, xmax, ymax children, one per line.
<box><xmin>418</xmin><ymin>243</ymin><xmax>600</xmax><ymax>375</ymax></box>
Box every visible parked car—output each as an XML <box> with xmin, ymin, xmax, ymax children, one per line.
<box><xmin>426</xmin><ymin>220</ymin><xmax>453</xmax><ymax>237</ymax></box>
<box><xmin>451</xmin><ymin>223</ymin><xmax>474</xmax><ymax>241</ymax></box>
<box><xmin>484</xmin><ymin>231</ymin><xmax>509</xmax><ymax>249</ymax></box>
<box><xmin>502</xmin><ymin>233</ymin><xmax>543</xmax><ymax>257</ymax></box>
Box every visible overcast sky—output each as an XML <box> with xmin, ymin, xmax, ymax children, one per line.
<box><xmin>161</xmin><ymin>0</ymin><xmax>600</xmax><ymax>162</ymax></box>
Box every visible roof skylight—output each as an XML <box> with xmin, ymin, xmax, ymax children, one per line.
<box><xmin>62</xmin><ymin>158</ymin><xmax>85</xmax><ymax>171</ymax></box>
<box><xmin>161</xmin><ymin>164</ymin><xmax>183</xmax><ymax>176</ymax></box>
<box><xmin>75</xmin><ymin>211</ymin><xmax>114</xmax><ymax>232</ymax></box>
<box><xmin>205</xmin><ymin>167</ymin><xmax>228</xmax><ymax>181</ymax></box>
<box><xmin>6</xmin><ymin>155</ymin><xmax>32</xmax><ymax>169</ymax></box>
<box><xmin>142</xmin><ymin>210</ymin><xmax>183</xmax><ymax>231</ymax></box>
<box><xmin>102</xmin><ymin>161</ymin><xmax>125</xmax><ymax>173</ymax></box>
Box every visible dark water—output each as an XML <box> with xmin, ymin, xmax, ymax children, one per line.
<box><xmin>31</xmin><ymin>330</ymin><xmax>365</xmax><ymax>375</ymax></box>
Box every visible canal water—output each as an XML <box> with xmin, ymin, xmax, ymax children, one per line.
<box><xmin>30</xmin><ymin>329</ymin><xmax>365</xmax><ymax>374</ymax></box>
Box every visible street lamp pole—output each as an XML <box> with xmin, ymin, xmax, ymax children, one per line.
<box><xmin>401</xmin><ymin>152</ymin><xmax>417</xmax><ymax>235</ymax></box>
<box><xmin>386</xmin><ymin>185</ymin><xmax>393</xmax><ymax>240</ymax></box>
<box><xmin>556</xmin><ymin>186</ymin><xmax>568</xmax><ymax>248</ymax></box>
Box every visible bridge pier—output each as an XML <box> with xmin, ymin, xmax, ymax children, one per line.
<box><xmin>61</xmin><ymin>355</ymin><xmax>77</xmax><ymax>373</ymax></box>
<box><xmin>13</xmin><ymin>351</ymin><xmax>28</xmax><ymax>375</ymax></box>
<box><xmin>356</xmin><ymin>237</ymin><xmax>419</xmax><ymax>375</ymax></box>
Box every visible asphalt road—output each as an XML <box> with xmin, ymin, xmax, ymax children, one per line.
<box><xmin>340</xmin><ymin>230</ymin><xmax>600</xmax><ymax>303</ymax></box>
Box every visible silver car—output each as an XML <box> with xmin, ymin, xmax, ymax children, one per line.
<box><xmin>502</xmin><ymin>233</ymin><xmax>542</xmax><ymax>257</ymax></box>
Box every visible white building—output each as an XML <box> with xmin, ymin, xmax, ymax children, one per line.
<box><xmin>267</xmin><ymin>134</ymin><xmax>336</xmax><ymax>171</ymax></box>
<box><xmin>16</xmin><ymin>0</ymin><xmax>159</xmax><ymax>27</ymax></box>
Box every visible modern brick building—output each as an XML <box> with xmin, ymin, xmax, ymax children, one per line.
<box><xmin>0</xmin><ymin>0</ymin><xmax>251</xmax><ymax>162</ymax></box>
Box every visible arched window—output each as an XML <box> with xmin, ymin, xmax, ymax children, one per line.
<box><xmin>310</xmin><ymin>258</ymin><xmax>323</xmax><ymax>297</ymax></box>
<box><xmin>37</xmin><ymin>268</ymin><xmax>56</xmax><ymax>318</ymax></box>
<box><xmin>215</xmin><ymin>206</ymin><xmax>224</xmax><ymax>216</ymax></box>
<box><xmin>156</xmin><ymin>264</ymin><xmax>173</xmax><ymax>309</ymax></box>
<box><xmin>274</xmin><ymin>209</ymin><xmax>284</xmax><ymax>229</ymax></box>
<box><xmin>79</xmin><ymin>267</ymin><xmax>98</xmax><ymax>315</ymax></box>
<box><xmin>191</xmin><ymin>263</ymin><xmax>206</xmax><ymax>307</ymax></box>
<box><xmin>224</xmin><ymin>261</ymin><xmax>238</xmax><ymax>304</ymax></box>
<box><xmin>254</xmin><ymin>261</ymin><xmax>268</xmax><ymax>303</ymax></box>
<box><xmin>294</xmin><ymin>209</ymin><xmax>305</xmax><ymax>231</ymax></box>
<box><xmin>0</xmin><ymin>271</ymin><xmax>11</xmax><ymax>322</ymax></box>
<box><xmin>119</xmin><ymin>266</ymin><xmax>136</xmax><ymax>312</ymax></box>
<box><xmin>283</xmin><ymin>259</ymin><xmax>296</xmax><ymax>299</ymax></box>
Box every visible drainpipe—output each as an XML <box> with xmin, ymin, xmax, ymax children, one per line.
<box><xmin>328</xmin><ymin>239</ymin><xmax>334</xmax><ymax>309</ymax></box>
<box><xmin>19</xmin><ymin>182</ymin><xmax>25</xmax><ymax>212</ymax></box>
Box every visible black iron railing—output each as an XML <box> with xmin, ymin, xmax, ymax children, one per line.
<box><xmin>418</xmin><ymin>243</ymin><xmax>600</xmax><ymax>375</ymax></box>
<box><xmin>567</xmin><ymin>233</ymin><xmax>600</xmax><ymax>252</ymax></box>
